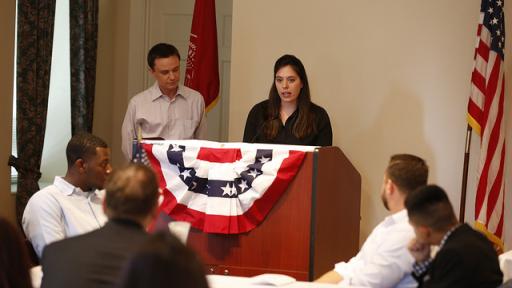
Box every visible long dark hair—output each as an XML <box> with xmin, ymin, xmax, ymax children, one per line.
<box><xmin>0</xmin><ymin>217</ymin><xmax>32</xmax><ymax>288</ymax></box>
<box><xmin>264</xmin><ymin>54</ymin><xmax>317</xmax><ymax>140</ymax></box>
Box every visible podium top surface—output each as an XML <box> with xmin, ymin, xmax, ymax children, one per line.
<box><xmin>141</xmin><ymin>139</ymin><xmax>320</xmax><ymax>151</ymax></box>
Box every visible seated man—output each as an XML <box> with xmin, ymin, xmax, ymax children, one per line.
<box><xmin>41</xmin><ymin>164</ymin><xmax>160</xmax><ymax>288</ymax></box>
<box><xmin>406</xmin><ymin>185</ymin><xmax>503</xmax><ymax>288</ymax></box>
<box><xmin>316</xmin><ymin>154</ymin><xmax>428</xmax><ymax>287</ymax></box>
<box><xmin>22</xmin><ymin>133</ymin><xmax>112</xmax><ymax>257</ymax></box>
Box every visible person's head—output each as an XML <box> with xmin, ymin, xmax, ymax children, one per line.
<box><xmin>104</xmin><ymin>164</ymin><xmax>159</xmax><ymax>226</ymax></box>
<box><xmin>118</xmin><ymin>231</ymin><xmax>209</xmax><ymax>288</ymax></box>
<box><xmin>381</xmin><ymin>154</ymin><xmax>428</xmax><ymax>212</ymax></box>
<box><xmin>66</xmin><ymin>133</ymin><xmax>111</xmax><ymax>191</ymax></box>
<box><xmin>265</xmin><ymin>54</ymin><xmax>316</xmax><ymax>139</ymax></box>
<box><xmin>147</xmin><ymin>43</ymin><xmax>181</xmax><ymax>96</ymax></box>
<box><xmin>271</xmin><ymin>54</ymin><xmax>309</xmax><ymax>106</ymax></box>
<box><xmin>0</xmin><ymin>217</ymin><xmax>32</xmax><ymax>288</ymax></box>
<box><xmin>405</xmin><ymin>185</ymin><xmax>458</xmax><ymax>245</ymax></box>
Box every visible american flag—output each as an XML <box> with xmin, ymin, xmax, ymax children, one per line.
<box><xmin>131</xmin><ymin>141</ymin><xmax>151</xmax><ymax>166</ymax></box>
<box><xmin>141</xmin><ymin>140</ymin><xmax>310</xmax><ymax>234</ymax></box>
<box><xmin>467</xmin><ymin>0</ymin><xmax>506</xmax><ymax>251</ymax></box>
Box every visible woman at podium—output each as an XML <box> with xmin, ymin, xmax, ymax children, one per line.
<box><xmin>243</xmin><ymin>54</ymin><xmax>332</xmax><ymax>146</ymax></box>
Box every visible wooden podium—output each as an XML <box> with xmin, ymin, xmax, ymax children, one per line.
<box><xmin>187</xmin><ymin>146</ymin><xmax>361</xmax><ymax>281</ymax></box>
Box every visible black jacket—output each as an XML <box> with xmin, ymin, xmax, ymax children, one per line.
<box><xmin>243</xmin><ymin>100</ymin><xmax>333</xmax><ymax>146</ymax></box>
<box><xmin>41</xmin><ymin>218</ymin><xmax>149</xmax><ymax>288</ymax></box>
<box><xmin>414</xmin><ymin>224</ymin><xmax>503</xmax><ymax>288</ymax></box>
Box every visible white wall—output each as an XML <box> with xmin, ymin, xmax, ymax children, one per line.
<box><xmin>40</xmin><ymin>0</ymin><xmax>72</xmax><ymax>184</ymax></box>
<box><xmin>229</xmin><ymin>0</ymin><xmax>512</xmax><ymax>249</ymax></box>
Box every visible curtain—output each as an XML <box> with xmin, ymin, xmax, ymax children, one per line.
<box><xmin>70</xmin><ymin>0</ymin><xmax>99</xmax><ymax>134</ymax></box>
<box><xmin>9</xmin><ymin>0</ymin><xmax>56</xmax><ymax>226</ymax></box>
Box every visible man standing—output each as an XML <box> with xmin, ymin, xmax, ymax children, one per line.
<box><xmin>406</xmin><ymin>185</ymin><xmax>503</xmax><ymax>288</ymax></box>
<box><xmin>316</xmin><ymin>154</ymin><xmax>428</xmax><ymax>287</ymax></box>
<box><xmin>121</xmin><ymin>43</ymin><xmax>207</xmax><ymax>160</ymax></box>
<box><xmin>41</xmin><ymin>164</ymin><xmax>160</xmax><ymax>288</ymax></box>
<box><xmin>22</xmin><ymin>133</ymin><xmax>112</xmax><ymax>258</ymax></box>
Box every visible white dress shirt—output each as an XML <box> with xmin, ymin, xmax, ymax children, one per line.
<box><xmin>334</xmin><ymin>209</ymin><xmax>417</xmax><ymax>288</ymax></box>
<box><xmin>22</xmin><ymin>177</ymin><xmax>107</xmax><ymax>258</ymax></box>
<box><xmin>121</xmin><ymin>82</ymin><xmax>207</xmax><ymax>160</ymax></box>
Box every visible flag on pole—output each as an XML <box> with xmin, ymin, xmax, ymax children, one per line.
<box><xmin>467</xmin><ymin>0</ymin><xmax>506</xmax><ymax>251</ymax></box>
<box><xmin>142</xmin><ymin>140</ymin><xmax>310</xmax><ymax>234</ymax></box>
<box><xmin>185</xmin><ymin>0</ymin><xmax>220</xmax><ymax>112</ymax></box>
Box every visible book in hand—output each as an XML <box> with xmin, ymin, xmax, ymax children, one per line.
<box><xmin>250</xmin><ymin>273</ymin><xmax>296</xmax><ymax>286</ymax></box>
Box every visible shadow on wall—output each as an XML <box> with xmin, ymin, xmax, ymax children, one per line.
<box><xmin>353</xmin><ymin>84</ymin><xmax>435</xmax><ymax>243</ymax></box>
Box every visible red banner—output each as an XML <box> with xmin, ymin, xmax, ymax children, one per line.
<box><xmin>185</xmin><ymin>0</ymin><xmax>220</xmax><ymax>111</ymax></box>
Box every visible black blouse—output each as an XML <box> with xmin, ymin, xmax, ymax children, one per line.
<box><xmin>243</xmin><ymin>100</ymin><xmax>333</xmax><ymax>146</ymax></box>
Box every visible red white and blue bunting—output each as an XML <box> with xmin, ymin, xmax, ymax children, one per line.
<box><xmin>140</xmin><ymin>140</ymin><xmax>312</xmax><ymax>234</ymax></box>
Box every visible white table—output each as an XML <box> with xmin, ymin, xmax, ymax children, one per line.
<box><xmin>207</xmin><ymin>275</ymin><xmax>353</xmax><ymax>288</ymax></box>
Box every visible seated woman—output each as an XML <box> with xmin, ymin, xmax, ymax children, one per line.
<box><xmin>118</xmin><ymin>231</ymin><xmax>208</xmax><ymax>288</ymax></box>
<box><xmin>243</xmin><ymin>54</ymin><xmax>332</xmax><ymax>146</ymax></box>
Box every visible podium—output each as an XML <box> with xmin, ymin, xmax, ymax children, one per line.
<box><xmin>186</xmin><ymin>146</ymin><xmax>361</xmax><ymax>281</ymax></box>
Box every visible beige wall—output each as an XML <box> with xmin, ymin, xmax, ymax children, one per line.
<box><xmin>0</xmin><ymin>0</ymin><xmax>16</xmax><ymax>223</ymax></box>
<box><xmin>93</xmin><ymin>0</ymin><xmax>116</xmax><ymax>158</ymax></box>
<box><xmin>95</xmin><ymin>0</ymin><xmax>148</xmax><ymax>168</ymax></box>
<box><xmin>94</xmin><ymin>0</ymin><xmax>118</xmax><ymax>164</ymax></box>
<box><xmin>230</xmin><ymin>0</ymin><xmax>512</xmax><ymax>249</ymax></box>
<box><xmin>94</xmin><ymin>0</ymin><xmax>131</xmax><ymax>167</ymax></box>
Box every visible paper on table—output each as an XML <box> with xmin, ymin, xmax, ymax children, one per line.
<box><xmin>250</xmin><ymin>274</ymin><xmax>296</xmax><ymax>286</ymax></box>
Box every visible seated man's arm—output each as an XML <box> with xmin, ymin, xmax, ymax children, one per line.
<box><xmin>315</xmin><ymin>270</ymin><xmax>343</xmax><ymax>283</ymax></box>
<box><xmin>22</xmin><ymin>193</ymin><xmax>65</xmax><ymax>258</ymax></box>
<box><xmin>315</xmin><ymin>245</ymin><xmax>365</xmax><ymax>284</ymax></box>
<box><xmin>345</xmin><ymin>233</ymin><xmax>415</xmax><ymax>288</ymax></box>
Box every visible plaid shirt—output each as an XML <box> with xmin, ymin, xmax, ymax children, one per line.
<box><xmin>412</xmin><ymin>224</ymin><xmax>460</xmax><ymax>277</ymax></box>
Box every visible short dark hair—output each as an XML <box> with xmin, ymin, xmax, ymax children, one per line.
<box><xmin>405</xmin><ymin>185</ymin><xmax>458</xmax><ymax>231</ymax></box>
<box><xmin>147</xmin><ymin>43</ymin><xmax>181</xmax><ymax>69</ymax></box>
<box><xmin>66</xmin><ymin>133</ymin><xmax>108</xmax><ymax>168</ymax></box>
<box><xmin>385</xmin><ymin>154</ymin><xmax>428</xmax><ymax>194</ymax></box>
<box><xmin>118</xmin><ymin>231</ymin><xmax>208</xmax><ymax>288</ymax></box>
<box><xmin>104</xmin><ymin>164</ymin><xmax>159</xmax><ymax>220</ymax></box>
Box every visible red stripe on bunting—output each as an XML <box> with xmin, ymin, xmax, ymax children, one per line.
<box><xmin>196</xmin><ymin>147</ymin><xmax>242</xmax><ymax>163</ymax></box>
